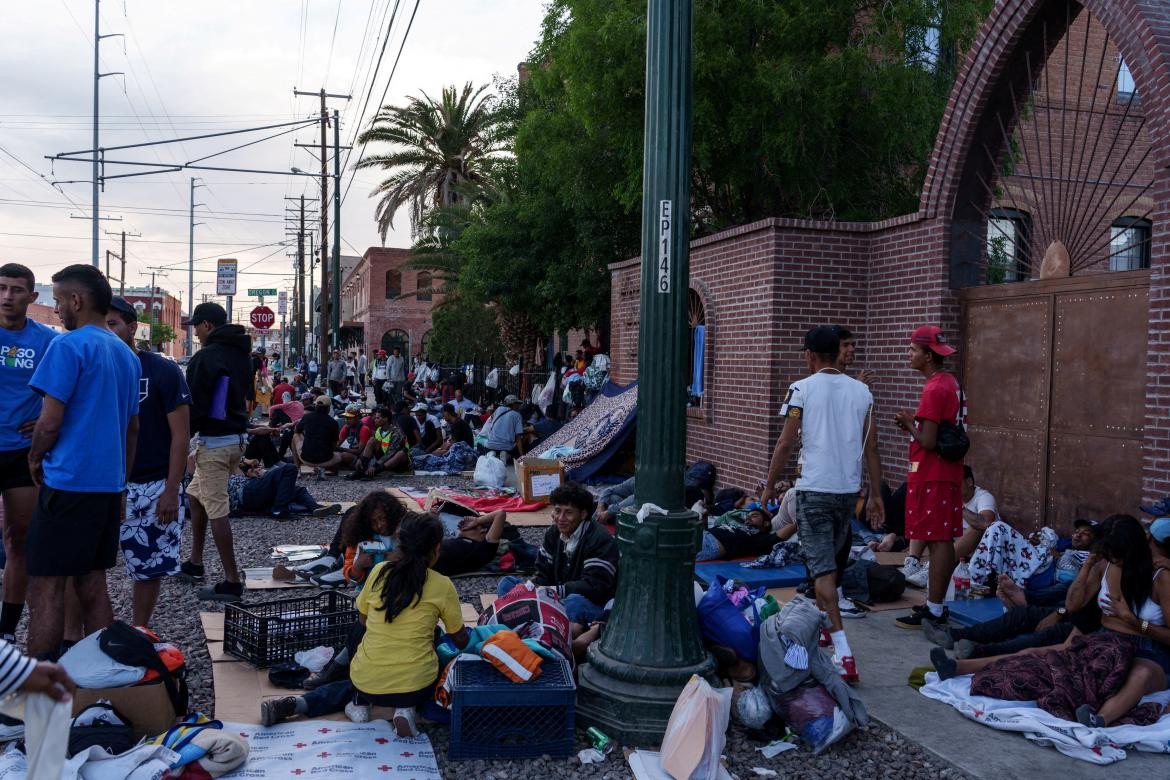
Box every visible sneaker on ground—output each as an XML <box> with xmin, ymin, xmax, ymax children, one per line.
<box><xmin>260</xmin><ymin>697</ymin><xmax>297</xmax><ymax>727</ymax></box>
<box><xmin>292</xmin><ymin>555</ymin><xmax>337</xmax><ymax>577</ymax></box>
<box><xmin>838</xmin><ymin>598</ymin><xmax>867</xmax><ymax>619</ymax></box>
<box><xmin>312</xmin><ymin>503</ymin><xmax>343</xmax><ymax>517</ymax></box>
<box><xmin>922</xmin><ymin>620</ymin><xmax>954</xmax><ymax>648</ymax></box>
<box><xmin>838</xmin><ymin>655</ymin><xmax>860</xmax><ymax>684</ymax></box>
<box><xmin>1075</xmin><ymin>704</ymin><xmax>1105</xmax><ymax>729</ymax></box>
<box><xmin>900</xmin><ymin>557</ymin><xmax>925</xmax><ymax>578</ymax></box>
<box><xmin>197</xmin><ymin>581</ymin><xmax>244</xmax><ymax>602</ymax></box>
<box><xmin>894</xmin><ymin>604</ymin><xmax>949</xmax><ymax>630</ymax></box>
<box><xmin>314</xmin><ymin>467</ymin><xmax>326</xmax><ymax>481</ymax></box>
<box><xmin>311</xmin><ymin>569</ymin><xmax>347</xmax><ymax>588</ymax></box>
<box><xmin>392</xmin><ymin>707</ymin><xmax>417</xmax><ymax>737</ymax></box>
<box><xmin>178</xmin><ymin>560</ymin><xmax>205</xmax><ymax>583</ymax></box>
<box><xmin>906</xmin><ymin>565</ymin><xmax>931</xmax><ymax>589</ymax></box>
<box><xmin>344</xmin><ymin>701</ymin><xmax>370</xmax><ymax>724</ymax></box>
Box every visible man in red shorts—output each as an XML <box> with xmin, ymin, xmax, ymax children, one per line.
<box><xmin>894</xmin><ymin>325</ymin><xmax>964</xmax><ymax>630</ymax></box>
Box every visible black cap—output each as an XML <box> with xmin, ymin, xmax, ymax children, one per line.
<box><xmin>109</xmin><ymin>296</ymin><xmax>137</xmax><ymax>321</ymax></box>
<box><xmin>191</xmin><ymin>302</ymin><xmax>227</xmax><ymax>328</ymax></box>
<box><xmin>1073</xmin><ymin>518</ymin><xmax>1102</xmax><ymax>538</ymax></box>
<box><xmin>803</xmin><ymin>326</ymin><xmax>840</xmax><ymax>355</ymax></box>
<box><xmin>831</xmin><ymin>324</ymin><xmax>853</xmax><ymax>341</ymax></box>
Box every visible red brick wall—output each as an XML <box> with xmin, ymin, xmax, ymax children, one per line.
<box><xmin>348</xmin><ymin>247</ymin><xmax>440</xmax><ymax>359</ymax></box>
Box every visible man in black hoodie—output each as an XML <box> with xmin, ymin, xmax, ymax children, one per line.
<box><xmin>181</xmin><ymin>302</ymin><xmax>253</xmax><ymax>601</ymax></box>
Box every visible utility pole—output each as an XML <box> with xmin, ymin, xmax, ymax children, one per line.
<box><xmin>332</xmin><ymin>108</ymin><xmax>342</xmax><ymax>349</ymax></box>
<box><xmin>577</xmin><ymin>0</ymin><xmax>710</xmax><ymax>745</ymax></box>
<box><xmin>187</xmin><ymin>177</ymin><xmax>205</xmax><ymax>356</ymax></box>
<box><xmin>102</xmin><ymin>229</ymin><xmax>139</xmax><ymax>294</ymax></box>
<box><xmin>91</xmin><ymin>0</ymin><xmax>123</xmax><ymax>267</ymax></box>
<box><xmin>298</xmin><ymin>196</ymin><xmax>306</xmax><ymax>357</ymax></box>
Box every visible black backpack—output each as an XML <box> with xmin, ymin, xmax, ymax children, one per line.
<box><xmin>67</xmin><ymin>701</ymin><xmax>135</xmax><ymax>758</ymax></box>
<box><xmin>98</xmin><ymin>621</ymin><xmax>188</xmax><ymax>717</ymax></box>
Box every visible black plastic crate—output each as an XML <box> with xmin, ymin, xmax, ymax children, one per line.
<box><xmin>449</xmin><ymin>656</ymin><xmax>575</xmax><ymax>760</ymax></box>
<box><xmin>223</xmin><ymin>591</ymin><xmax>356</xmax><ymax>667</ymax></box>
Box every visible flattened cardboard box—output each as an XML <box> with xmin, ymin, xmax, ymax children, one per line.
<box><xmin>72</xmin><ymin>682</ymin><xmax>176</xmax><ymax>737</ymax></box>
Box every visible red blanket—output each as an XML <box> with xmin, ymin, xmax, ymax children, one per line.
<box><xmin>405</xmin><ymin>491</ymin><xmax>547</xmax><ymax>514</ymax></box>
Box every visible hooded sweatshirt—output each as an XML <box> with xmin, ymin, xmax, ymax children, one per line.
<box><xmin>186</xmin><ymin>324</ymin><xmax>253</xmax><ymax>436</ymax></box>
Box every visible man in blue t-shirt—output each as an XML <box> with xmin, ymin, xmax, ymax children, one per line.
<box><xmin>26</xmin><ymin>265</ymin><xmax>140</xmax><ymax>657</ymax></box>
<box><xmin>0</xmin><ymin>263</ymin><xmax>58</xmax><ymax>644</ymax></box>
<box><xmin>106</xmin><ymin>297</ymin><xmax>190</xmax><ymax>627</ymax></box>
<box><xmin>484</xmin><ymin>395</ymin><xmax>526</xmax><ymax>458</ymax></box>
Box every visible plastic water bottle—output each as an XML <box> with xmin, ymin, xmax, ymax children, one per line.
<box><xmin>952</xmin><ymin>559</ymin><xmax>971</xmax><ymax>601</ymax></box>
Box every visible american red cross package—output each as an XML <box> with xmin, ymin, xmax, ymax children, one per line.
<box><xmin>478</xmin><ymin>581</ymin><xmax>574</xmax><ymax>668</ymax></box>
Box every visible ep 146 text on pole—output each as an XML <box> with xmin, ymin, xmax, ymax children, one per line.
<box><xmin>658</xmin><ymin>200</ymin><xmax>672</xmax><ymax>293</ymax></box>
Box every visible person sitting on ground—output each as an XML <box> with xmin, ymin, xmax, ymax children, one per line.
<box><xmin>262</xmin><ymin>513</ymin><xmax>470</xmax><ymax>736</ymax></box>
<box><xmin>391</xmin><ymin>400</ymin><xmax>421</xmax><ymax>449</ymax></box>
<box><xmin>449</xmin><ymin>387</ymin><xmax>480</xmax><ymax>419</ymax></box>
<box><xmin>997</xmin><ymin>518</ymin><xmax>1101</xmax><ymax>609</ymax></box>
<box><xmin>337</xmin><ymin>491</ymin><xmax>406</xmax><ymax>589</ymax></box>
<box><xmin>931</xmin><ymin>515</ymin><xmax>1170</xmax><ymax>728</ymax></box>
<box><xmin>272</xmin><ymin>377</ymin><xmax>295</xmax><ymax>408</ymax></box>
<box><xmin>337</xmin><ymin>404</ymin><xmax>372</xmax><ymax>456</ymax></box>
<box><xmin>855</xmin><ymin>481</ymin><xmax>907</xmax><ymax>553</ymax></box>
<box><xmin>531</xmin><ymin>406</ymin><xmax>563</xmax><ymax>446</ymax></box>
<box><xmin>268</xmin><ymin>391</ymin><xmax>305</xmax><ymax>426</ymax></box>
<box><xmin>347</xmin><ymin>407</ymin><xmax>410</xmax><ymax>480</ymax></box>
<box><xmin>594</xmin><ymin>477</ymin><xmax>635</xmax><ymax>525</ymax></box>
<box><xmin>437</xmin><ymin>404</ymin><xmax>474</xmax><ymax>452</ymax></box>
<box><xmin>227</xmin><ymin>459</ymin><xmax>341</xmax><ymax>519</ymax></box>
<box><xmin>495</xmin><ymin>482</ymin><xmax>619</xmax><ymax>637</ymax></box>
<box><xmin>411</xmin><ymin>403</ymin><xmax>441</xmax><ymax>452</ymax></box>
<box><xmin>293</xmin><ymin>396</ymin><xmax>356</xmax><ymax>475</ymax></box>
<box><xmin>697</xmin><ymin>502</ymin><xmax>791</xmax><ymax>562</ymax></box>
<box><xmin>483</xmin><ymin>395</ymin><xmax>526</xmax><ymax>459</ymax></box>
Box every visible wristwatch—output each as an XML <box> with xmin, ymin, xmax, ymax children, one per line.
<box><xmin>1056</xmin><ymin>607</ymin><xmax>1068</xmax><ymax>620</ymax></box>
<box><xmin>1141</xmin><ymin>619</ymin><xmax>1150</xmax><ymax>635</ymax></box>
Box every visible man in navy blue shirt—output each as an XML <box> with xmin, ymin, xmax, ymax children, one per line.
<box><xmin>26</xmin><ymin>265</ymin><xmax>140</xmax><ymax>657</ymax></box>
<box><xmin>0</xmin><ymin>263</ymin><xmax>58</xmax><ymax>644</ymax></box>
<box><xmin>106</xmin><ymin>298</ymin><xmax>190</xmax><ymax>627</ymax></box>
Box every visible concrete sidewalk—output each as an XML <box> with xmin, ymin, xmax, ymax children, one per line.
<box><xmin>845</xmin><ymin>610</ymin><xmax>1167</xmax><ymax>778</ymax></box>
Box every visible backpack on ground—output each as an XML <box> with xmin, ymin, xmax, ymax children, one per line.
<box><xmin>98</xmin><ymin>621</ymin><xmax>189</xmax><ymax>717</ymax></box>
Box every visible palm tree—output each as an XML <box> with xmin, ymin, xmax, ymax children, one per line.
<box><xmin>356</xmin><ymin>82</ymin><xmax>508</xmax><ymax>241</ymax></box>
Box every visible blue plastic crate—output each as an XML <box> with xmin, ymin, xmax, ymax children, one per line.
<box><xmin>449</xmin><ymin>656</ymin><xmax>576</xmax><ymax>760</ymax></box>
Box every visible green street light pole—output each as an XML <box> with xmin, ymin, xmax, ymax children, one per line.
<box><xmin>576</xmin><ymin>0</ymin><xmax>713</xmax><ymax>746</ymax></box>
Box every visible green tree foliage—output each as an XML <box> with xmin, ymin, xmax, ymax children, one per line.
<box><xmin>426</xmin><ymin>296</ymin><xmax>506</xmax><ymax>365</ymax></box>
<box><xmin>141</xmin><ymin>316</ymin><xmax>176</xmax><ymax>348</ymax></box>
<box><xmin>456</xmin><ymin>0</ymin><xmax>990</xmax><ymax>335</ymax></box>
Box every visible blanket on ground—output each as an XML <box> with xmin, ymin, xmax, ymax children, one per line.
<box><xmin>397</xmin><ymin>485</ymin><xmax>546</xmax><ymax>513</ymax></box>
<box><xmin>970</xmin><ymin>631</ymin><xmax>1164</xmax><ymax>725</ymax></box>
<box><xmin>408</xmin><ymin>441</ymin><xmax>477</xmax><ymax>475</ymax></box>
<box><xmin>921</xmin><ymin>674</ymin><xmax>1170</xmax><ymax>764</ymax></box>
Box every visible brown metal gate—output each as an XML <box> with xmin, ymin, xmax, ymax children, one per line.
<box><xmin>961</xmin><ymin>270</ymin><xmax>1150</xmax><ymax>532</ymax></box>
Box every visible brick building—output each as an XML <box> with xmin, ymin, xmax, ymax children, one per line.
<box><xmin>341</xmin><ymin>246</ymin><xmax>440</xmax><ymax>359</ymax></box>
<box><xmin>122</xmin><ymin>285</ymin><xmax>187</xmax><ymax>357</ymax></box>
<box><xmin>25</xmin><ymin>302</ymin><xmax>63</xmax><ymax>332</ymax></box>
<box><xmin>610</xmin><ymin>0</ymin><xmax>1170</xmax><ymax>532</ymax></box>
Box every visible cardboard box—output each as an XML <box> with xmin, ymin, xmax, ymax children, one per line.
<box><xmin>516</xmin><ymin>458</ymin><xmax>564</xmax><ymax>504</ymax></box>
<box><xmin>72</xmin><ymin>681</ymin><xmax>177</xmax><ymax>737</ymax></box>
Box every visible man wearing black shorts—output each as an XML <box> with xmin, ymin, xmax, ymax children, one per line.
<box><xmin>0</xmin><ymin>263</ymin><xmax>57</xmax><ymax>644</ymax></box>
<box><xmin>26</xmin><ymin>265</ymin><xmax>140</xmax><ymax>657</ymax></box>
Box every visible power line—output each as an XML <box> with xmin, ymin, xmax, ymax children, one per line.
<box><xmin>322</xmin><ymin>0</ymin><xmax>344</xmax><ymax>85</ymax></box>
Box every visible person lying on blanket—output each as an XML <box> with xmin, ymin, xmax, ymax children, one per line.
<box><xmin>930</xmin><ymin>515</ymin><xmax>1170</xmax><ymax>728</ymax></box>
<box><xmin>432</xmin><ymin>510</ymin><xmax>538</xmax><ymax>577</ymax></box>
<box><xmin>696</xmin><ymin>502</ymin><xmax>794</xmax><ymax>562</ymax></box>
<box><xmin>995</xmin><ymin>517</ymin><xmax>1101</xmax><ymax>609</ymax></box>
<box><xmin>262</xmin><ymin>513</ymin><xmax>471</xmax><ymax>737</ymax></box>
<box><xmin>495</xmin><ymin>481</ymin><xmax>619</xmax><ymax>638</ymax></box>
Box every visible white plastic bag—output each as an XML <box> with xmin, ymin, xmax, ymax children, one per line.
<box><xmin>485</xmin><ymin>368</ymin><xmax>499</xmax><ymax>389</ymax></box>
<box><xmin>474</xmin><ymin>453</ymin><xmax>507</xmax><ymax>488</ymax></box>
<box><xmin>660</xmin><ymin>675</ymin><xmax>732</xmax><ymax>780</ymax></box>
<box><xmin>294</xmin><ymin>645</ymin><xmax>335</xmax><ymax>673</ymax></box>
<box><xmin>734</xmin><ymin>684</ymin><xmax>772</xmax><ymax>730</ymax></box>
<box><xmin>509</xmin><ymin>363</ymin><xmax>521</xmax><ymax>377</ymax></box>
<box><xmin>537</xmin><ymin>372</ymin><xmax>556</xmax><ymax>413</ymax></box>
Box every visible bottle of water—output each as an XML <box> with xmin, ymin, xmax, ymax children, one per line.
<box><xmin>953</xmin><ymin>558</ymin><xmax>971</xmax><ymax>601</ymax></box>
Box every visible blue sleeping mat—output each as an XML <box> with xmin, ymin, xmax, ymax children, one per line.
<box><xmin>694</xmin><ymin>561</ymin><xmax>808</xmax><ymax>588</ymax></box>
<box><xmin>945</xmin><ymin>597</ymin><xmax>1006</xmax><ymax>627</ymax></box>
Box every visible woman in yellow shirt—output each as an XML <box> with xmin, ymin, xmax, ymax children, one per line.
<box><xmin>261</xmin><ymin>513</ymin><xmax>469</xmax><ymax>736</ymax></box>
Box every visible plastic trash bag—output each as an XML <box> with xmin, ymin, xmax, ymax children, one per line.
<box><xmin>772</xmin><ymin>680</ymin><xmax>853</xmax><ymax>754</ymax></box>
<box><xmin>734</xmin><ymin>684</ymin><xmax>773</xmax><ymax>730</ymax></box>
<box><xmin>474</xmin><ymin>453</ymin><xmax>507</xmax><ymax>488</ymax></box>
<box><xmin>485</xmin><ymin>368</ymin><xmax>499</xmax><ymax>389</ymax></box>
<box><xmin>660</xmin><ymin>675</ymin><xmax>732</xmax><ymax>780</ymax></box>
<box><xmin>509</xmin><ymin>363</ymin><xmax>521</xmax><ymax>376</ymax></box>
<box><xmin>294</xmin><ymin>646</ymin><xmax>334</xmax><ymax>673</ymax></box>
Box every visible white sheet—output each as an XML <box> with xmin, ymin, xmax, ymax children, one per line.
<box><xmin>920</xmin><ymin>673</ymin><xmax>1170</xmax><ymax>764</ymax></box>
<box><xmin>217</xmin><ymin>719</ymin><xmax>441</xmax><ymax>778</ymax></box>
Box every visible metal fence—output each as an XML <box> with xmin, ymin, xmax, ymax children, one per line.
<box><xmin>430</xmin><ymin>362</ymin><xmax>552</xmax><ymax>407</ymax></box>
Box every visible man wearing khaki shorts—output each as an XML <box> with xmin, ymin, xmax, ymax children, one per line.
<box><xmin>181</xmin><ymin>303</ymin><xmax>253</xmax><ymax>602</ymax></box>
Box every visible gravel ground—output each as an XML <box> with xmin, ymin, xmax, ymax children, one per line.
<box><xmin>22</xmin><ymin>468</ymin><xmax>968</xmax><ymax>779</ymax></box>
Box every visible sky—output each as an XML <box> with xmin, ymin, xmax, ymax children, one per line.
<box><xmin>0</xmin><ymin>0</ymin><xmax>546</xmax><ymax>319</ymax></box>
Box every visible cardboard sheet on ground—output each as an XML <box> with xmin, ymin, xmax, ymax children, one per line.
<box><xmin>213</xmin><ymin>660</ymin><xmax>400</xmax><ymax>725</ymax></box>
<box><xmin>694</xmin><ymin>561</ymin><xmax>808</xmax><ymax>588</ymax></box>
<box><xmin>874</xmin><ymin>551</ymin><xmax>908</xmax><ymax>566</ymax></box>
<box><xmin>243</xmin><ymin>567</ymin><xmax>313</xmax><ymax>590</ymax></box>
<box><xmin>480</xmin><ymin>593</ymin><xmax>495</xmax><ymax>610</ymax></box>
<box><xmin>627</xmin><ymin>749</ymin><xmax>732</xmax><ymax>780</ymax></box>
<box><xmin>216</xmin><ymin>719</ymin><xmax>441</xmax><ymax>778</ymax></box>
<box><xmin>920</xmin><ymin>674</ymin><xmax>1170</xmax><ymax>764</ymax></box>
<box><xmin>200</xmin><ymin>611</ymin><xmax>225</xmax><ymax>642</ymax></box>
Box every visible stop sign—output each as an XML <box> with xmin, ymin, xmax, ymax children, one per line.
<box><xmin>250</xmin><ymin>305</ymin><xmax>275</xmax><ymax>330</ymax></box>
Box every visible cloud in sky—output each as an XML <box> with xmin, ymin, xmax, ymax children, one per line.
<box><xmin>0</xmin><ymin>0</ymin><xmax>545</xmax><ymax>316</ymax></box>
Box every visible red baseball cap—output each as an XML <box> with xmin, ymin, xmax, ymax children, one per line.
<box><xmin>911</xmin><ymin>325</ymin><xmax>956</xmax><ymax>356</ymax></box>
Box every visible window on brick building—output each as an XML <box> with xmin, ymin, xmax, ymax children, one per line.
<box><xmin>385</xmin><ymin>270</ymin><xmax>401</xmax><ymax>299</ymax></box>
<box><xmin>986</xmin><ymin>208</ymin><xmax>1031</xmax><ymax>283</ymax></box>
<box><xmin>1109</xmin><ymin>217</ymin><xmax>1151</xmax><ymax>271</ymax></box>
<box><xmin>687</xmin><ymin>289</ymin><xmax>706</xmax><ymax>408</ymax></box>
<box><xmin>420</xmin><ymin>329</ymin><xmax>432</xmax><ymax>359</ymax></box>
<box><xmin>1117</xmin><ymin>58</ymin><xmax>1136</xmax><ymax>101</ymax></box>
<box><xmin>416</xmin><ymin>271</ymin><xmax>432</xmax><ymax>301</ymax></box>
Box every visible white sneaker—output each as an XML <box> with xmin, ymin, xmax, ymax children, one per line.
<box><xmin>344</xmin><ymin>701</ymin><xmax>370</xmax><ymax>723</ymax></box>
<box><xmin>292</xmin><ymin>555</ymin><xmax>337</xmax><ymax>576</ymax></box>
<box><xmin>906</xmin><ymin>564</ymin><xmax>931</xmax><ymax>589</ymax></box>
<box><xmin>838</xmin><ymin>598</ymin><xmax>867</xmax><ymax>619</ymax></box>
<box><xmin>311</xmin><ymin>568</ymin><xmax>348</xmax><ymax>588</ymax></box>
<box><xmin>392</xmin><ymin>707</ymin><xmax>417</xmax><ymax>737</ymax></box>
<box><xmin>900</xmin><ymin>557</ymin><xmax>924</xmax><ymax>577</ymax></box>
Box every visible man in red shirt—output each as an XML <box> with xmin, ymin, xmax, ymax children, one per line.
<box><xmin>894</xmin><ymin>326</ymin><xmax>964</xmax><ymax>630</ymax></box>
